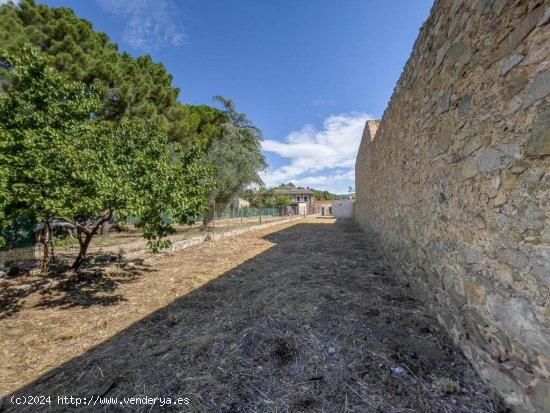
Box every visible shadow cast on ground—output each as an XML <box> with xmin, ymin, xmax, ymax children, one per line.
<box><xmin>0</xmin><ymin>255</ymin><xmax>152</xmax><ymax>319</ymax></box>
<box><xmin>1</xmin><ymin>221</ymin><xmax>503</xmax><ymax>413</ymax></box>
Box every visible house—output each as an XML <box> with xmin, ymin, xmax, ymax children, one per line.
<box><xmin>252</xmin><ymin>188</ymin><xmax>315</xmax><ymax>216</ymax></box>
<box><xmin>228</xmin><ymin>195</ymin><xmax>250</xmax><ymax>216</ymax></box>
<box><xmin>272</xmin><ymin>189</ymin><xmax>314</xmax><ymax>216</ymax></box>
<box><xmin>313</xmin><ymin>200</ymin><xmax>333</xmax><ymax>215</ymax></box>
<box><xmin>228</xmin><ymin>195</ymin><xmax>250</xmax><ymax>209</ymax></box>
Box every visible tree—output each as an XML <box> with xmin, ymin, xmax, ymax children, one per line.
<box><xmin>250</xmin><ymin>189</ymin><xmax>275</xmax><ymax>223</ymax></box>
<box><xmin>168</xmin><ymin>104</ymin><xmax>227</xmax><ymax>148</ymax></box>
<box><xmin>199</xmin><ymin>96</ymin><xmax>267</xmax><ymax>225</ymax></box>
<box><xmin>311</xmin><ymin>189</ymin><xmax>337</xmax><ymax>201</ymax></box>
<box><xmin>0</xmin><ymin>48</ymin><xmax>211</xmax><ymax>271</ymax></box>
<box><xmin>275</xmin><ymin>182</ymin><xmax>296</xmax><ymax>190</ymax></box>
<box><xmin>0</xmin><ymin>0</ymin><xmax>180</xmax><ymax>123</ymax></box>
<box><xmin>275</xmin><ymin>195</ymin><xmax>292</xmax><ymax>215</ymax></box>
<box><xmin>64</xmin><ymin>118</ymin><xmax>211</xmax><ymax>271</ymax></box>
<box><xmin>0</xmin><ymin>47</ymin><xmax>104</xmax><ymax>270</ymax></box>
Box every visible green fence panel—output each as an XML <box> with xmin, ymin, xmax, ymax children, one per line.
<box><xmin>0</xmin><ymin>217</ymin><xmax>36</xmax><ymax>267</ymax></box>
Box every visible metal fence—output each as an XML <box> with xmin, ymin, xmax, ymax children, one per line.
<box><xmin>212</xmin><ymin>205</ymin><xmax>300</xmax><ymax>220</ymax></box>
<box><xmin>0</xmin><ymin>205</ymin><xmax>307</xmax><ymax>270</ymax></box>
<box><xmin>0</xmin><ymin>218</ymin><xmax>36</xmax><ymax>269</ymax></box>
<box><xmin>123</xmin><ymin>206</ymin><xmax>301</xmax><ymax>226</ymax></box>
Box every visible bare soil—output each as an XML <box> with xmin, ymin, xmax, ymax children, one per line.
<box><xmin>0</xmin><ymin>218</ymin><xmax>503</xmax><ymax>412</ymax></box>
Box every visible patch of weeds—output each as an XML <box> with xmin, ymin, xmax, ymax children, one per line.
<box><xmin>97</xmin><ymin>235</ymin><xmax>113</xmax><ymax>247</ymax></box>
<box><xmin>436</xmin><ymin>377</ymin><xmax>460</xmax><ymax>395</ymax></box>
<box><xmin>52</xmin><ymin>237</ymin><xmax>79</xmax><ymax>247</ymax></box>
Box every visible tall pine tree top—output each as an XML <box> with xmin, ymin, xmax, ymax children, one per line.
<box><xmin>0</xmin><ymin>0</ymin><xmax>180</xmax><ymax>122</ymax></box>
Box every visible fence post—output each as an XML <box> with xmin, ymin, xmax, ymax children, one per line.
<box><xmin>213</xmin><ymin>204</ymin><xmax>216</xmax><ymax>238</ymax></box>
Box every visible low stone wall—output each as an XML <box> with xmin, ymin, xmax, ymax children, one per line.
<box><xmin>355</xmin><ymin>0</ymin><xmax>550</xmax><ymax>411</ymax></box>
<box><xmin>124</xmin><ymin>216</ymin><xmax>303</xmax><ymax>259</ymax></box>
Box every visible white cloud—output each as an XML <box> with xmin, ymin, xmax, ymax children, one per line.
<box><xmin>260</xmin><ymin>112</ymin><xmax>372</xmax><ymax>193</ymax></box>
<box><xmin>96</xmin><ymin>0</ymin><xmax>184</xmax><ymax>53</ymax></box>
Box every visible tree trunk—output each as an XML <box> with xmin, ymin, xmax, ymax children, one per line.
<box><xmin>202</xmin><ymin>204</ymin><xmax>215</xmax><ymax>228</ymax></box>
<box><xmin>70</xmin><ymin>209</ymin><xmax>113</xmax><ymax>271</ymax></box>
<box><xmin>213</xmin><ymin>203</ymin><xmax>216</xmax><ymax>231</ymax></box>
<box><xmin>41</xmin><ymin>221</ymin><xmax>53</xmax><ymax>272</ymax></box>
<box><xmin>100</xmin><ymin>220</ymin><xmax>109</xmax><ymax>235</ymax></box>
<box><xmin>71</xmin><ymin>232</ymin><xmax>93</xmax><ymax>271</ymax></box>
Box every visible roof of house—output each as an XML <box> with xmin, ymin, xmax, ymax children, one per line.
<box><xmin>252</xmin><ymin>189</ymin><xmax>314</xmax><ymax>195</ymax></box>
<box><xmin>273</xmin><ymin>189</ymin><xmax>314</xmax><ymax>195</ymax></box>
<box><xmin>314</xmin><ymin>200</ymin><xmax>333</xmax><ymax>205</ymax></box>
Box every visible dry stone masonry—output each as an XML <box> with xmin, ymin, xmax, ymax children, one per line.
<box><xmin>355</xmin><ymin>0</ymin><xmax>550</xmax><ymax>411</ymax></box>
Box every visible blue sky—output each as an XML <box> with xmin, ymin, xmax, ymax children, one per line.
<box><xmin>39</xmin><ymin>0</ymin><xmax>433</xmax><ymax>193</ymax></box>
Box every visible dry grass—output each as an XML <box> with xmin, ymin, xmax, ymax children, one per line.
<box><xmin>1</xmin><ymin>218</ymin><xmax>293</xmax><ymax>397</ymax></box>
<box><xmin>436</xmin><ymin>378</ymin><xmax>462</xmax><ymax>396</ymax></box>
<box><xmin>1</xmin><ymin>218</ymin><xmax>503</xmax><ymax>412</ymax></box>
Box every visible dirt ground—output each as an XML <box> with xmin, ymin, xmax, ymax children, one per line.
<box><xmin>1</xmin><ymin>217</ymin><xmax>503</xmax><ymax>412</ymax></box>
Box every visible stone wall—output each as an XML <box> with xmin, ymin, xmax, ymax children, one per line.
<box><xmin>355</xmin><ymin>0</ymin><xmax>550</xmax><ymax>411</ymax></box>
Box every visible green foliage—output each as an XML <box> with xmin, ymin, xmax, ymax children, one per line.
<box><xmin>192</xmin><ymin>96</ymin><xmax>268</xmax><ymax>213</ymax></box>
<box><xmin>0</xmin><ymin>0</ymin><xmax>266</xmax><ymax>263</ymax></box>
<box><xmin>272</xmin><ymin>183</ymin><xmax>344</xmax><ymax>200</ymax></box>
<box><xmin>250</xmin><ymin>189</ymin><xmax>275</xmax><ymax>209</ymax></box>
<box><xmin>0</xmin><ymin>47</ymin><xmax>103</xmax><ymax>224</ymax></box>
<box><xmin>275</xmin><ymin>182</ymin><xmax>296</xmax><ymax>189</ymax></box>
<box><xmin>0</xmin><ymin>48</ymin><xmax>211</xmax><ymax>268</ymax></box>
<box><xmin>111</xmin><ymin>119</ymin><xmax>211</xmax><ymax>252</ymax></box>
<box><xmin>94</xmin><ymin>118</ymin><xmax>207</xmax><ymax>249</ymax></box>
<box><xmin>275</xmin><ymin>195</ymin><xmax>292</xmax><ymax>208</ymax></box>
<box><xmin>205</xmin><ymin>122</ymin><xmax>266</xmax><ymax>207</ymax></box>
<box><xmin>0</xmin><ymin>0</ymin><xmax>180</xmax><ymax>123</ymax></box>
<box><xmin>169</xmin><ymin>99</ymin><xmax>267</xmax><ymax>217</ymax></box>
<box><xmin>169</xmin><ymin>104</ymin><xmax>227</xmax><ymax>149</ymax></box>
<box><xmin>311</xmin><ymin>189</ymin><xmax>338</xmax><ymax>200</ymax></box>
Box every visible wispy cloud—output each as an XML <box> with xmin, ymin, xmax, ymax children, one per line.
<box><xmin>96</xmin><ymin>0</ymin><xmax>184</xmax><ymax>53</ymax></box>
<box><xmin>260</xmin><ymin>112</ymin><xmax>372</xmax><ymax>193</ymax></box>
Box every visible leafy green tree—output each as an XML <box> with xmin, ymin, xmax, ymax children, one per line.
<box><xmin>0</xmin><ymin>48</ymin><xmax>210</xmax><ymax>271</ymax></box>
<box><xmin>275</xmin><ymin>195</ymin><xmax>292</xmax><ymax>215</ymax></box>
<box><xmin>0</xmin><ymin>47</ymin><xmax>103</xmax><ymax>269</ymax></box>
<box><xmin>0</xmin><ymin>0</ymin><xmax>180</xmax><ymax>123</ymax></box>
<box><xmin>198</xmin><ymin>96</ymin><xmax>267</xmax><ymax>225</ymax></box>
<box><xmin>241</xmin><ymin>189</ymin><xmax>255</xmax><ymax>204</ymax></box>
<box><xmin>250</xmin><ymin>189</ymin><xmax>275</xmax><ymax>223</ymax></box>
<box><xmin>311</xmin><ymin>189</ymin><xmax>337</xmax><ymax>200</ymax></box>
<box><xmin>275</xmin><ymin>182</ymin><xmax>296</xmax><ymax>189</ymax></box>
<box><xmin>63</xmin><ymin>118</ymin><xmax>210</xmax><ymax>271</ymax></box>
<box><xmin>168</xmin><ymin>104</ymin><xmax>227</xmax><ymax>148</ymax></box>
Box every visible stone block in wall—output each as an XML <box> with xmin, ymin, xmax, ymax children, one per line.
<box><xmin>521</xmin><ymin>69</ymin><xmax>550</xmax><ymax>109</ymax></box>
<box><xmin>490</xmin><ymin>5</ymin><xmax>545</xmax><ymax>65</ymax></box>
<box><xmin>525</xmin><ymin>105</ymin><xmax>550</xmax><ymax>156</ymax></box>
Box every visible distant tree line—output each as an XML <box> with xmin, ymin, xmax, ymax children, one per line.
<box><xmin>0</xmin><ymin>0</ymin><xmax>266</xmax><ymax>271</ymax></box>
<box><xmin>273</xmin><ymin>182</ymin><xmax>348</xmax><ymax>200</ymax></box>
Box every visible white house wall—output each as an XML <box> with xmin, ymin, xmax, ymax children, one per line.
<box><xmin>332</xmin><ymin>200</ymin><xmax>354</xmax><ymax>219</ymax></box>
